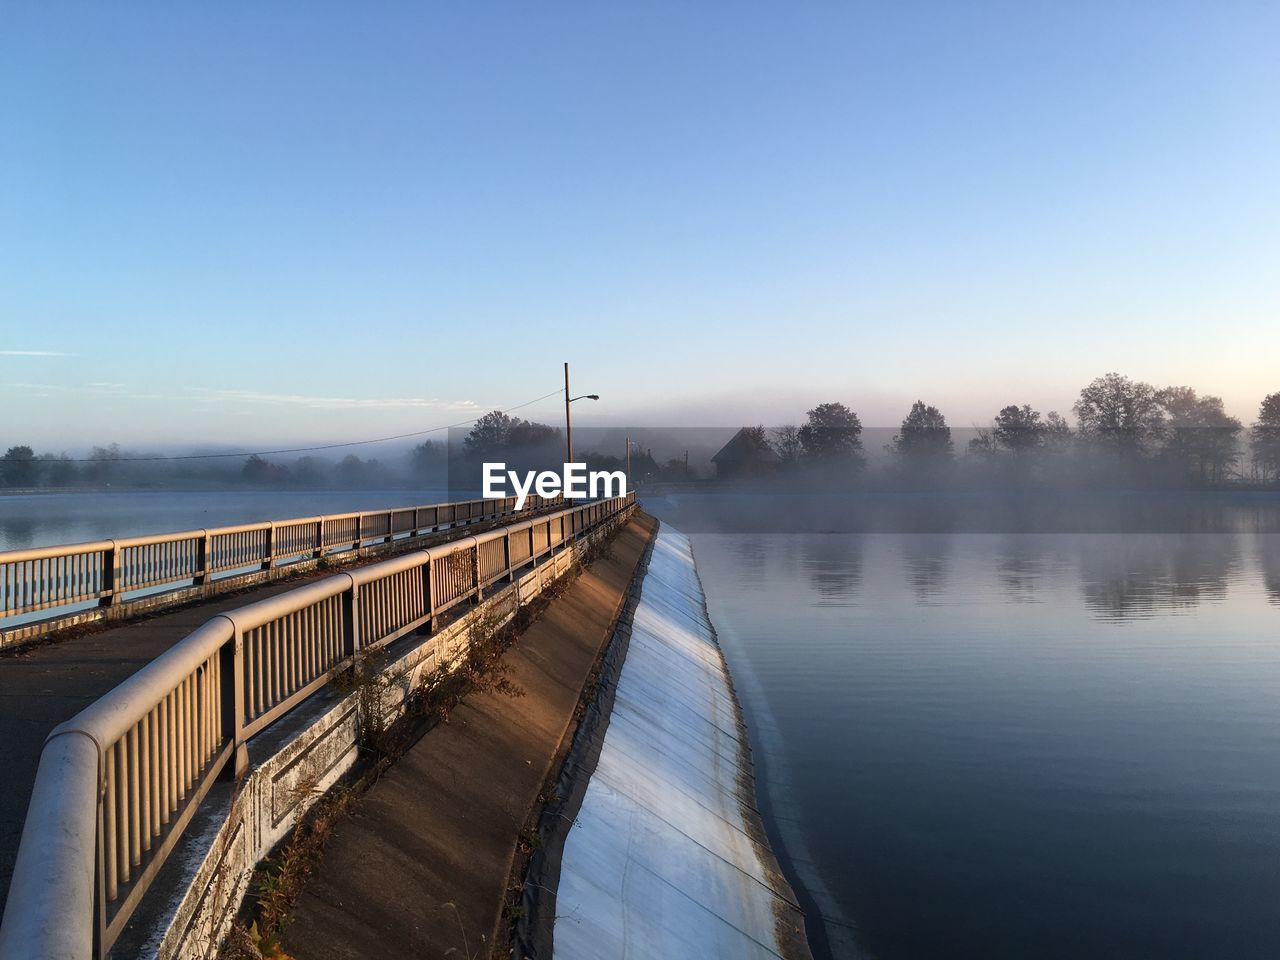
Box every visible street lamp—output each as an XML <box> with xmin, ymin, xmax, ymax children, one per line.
<box><xmin>625</xmin><ymin>437</ymin><xmax>634</xmax><ymax>477</ymax></box>
<box><xmin>563</xmin><ymin>361</ymin><xmax>599</xmax><ymax>463</ymax></box>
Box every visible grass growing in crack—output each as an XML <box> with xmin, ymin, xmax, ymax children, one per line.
<box><xmin>221</xmin><ymin>774</ymin><xmax>348</xmax><ymax>959</ymax></box>
<box><xmin>220</xmin><ymin>646</ymin><xmax>399</xmax><ymax>960</ymax></box>
<box><xmin>407</xmin><ymin>602</ymin><xmax>525</xmax><ymax>725</ymax></box>
<box><xmin>333</xmin><ymin>647</ymin><xmax>395</xmax><ymax>756</ymax></box>
<box><xmin>517</xmin><ymin>829</ymin><xmax>544</xmax><ymax>854</ymax></box>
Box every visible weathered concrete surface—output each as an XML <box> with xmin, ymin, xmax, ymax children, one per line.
<box><xmin>281</xmin><ymin>512</ymin><xmax>658</xmax><ymax>960</ymax></box>
<box><xmin>552</xmin><ymin>527</ymin><xmax>812</xmax><ymax>960</ymax></box>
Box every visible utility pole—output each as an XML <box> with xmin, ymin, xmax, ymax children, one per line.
<box><xmin>564</xmin><ymin>362</ymin><xmax>573</xmax><ymax>464</ymax></box>
<box><xmin>562</xmin><ymin>363</ymin><xmax>600</xmax><ymax>465</ymax></box>
<box><xmin>626</xmin><ymin>436</ymin><xmax>632</xmax><ymax>478</ymax></box>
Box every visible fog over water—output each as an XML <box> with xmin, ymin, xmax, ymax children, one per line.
<box><xmin>644</xmin><ymin>492</ymin><xmax>1280</xmax><ymax>959</ymax></box>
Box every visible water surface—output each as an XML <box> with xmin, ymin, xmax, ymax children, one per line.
<box><xmin>0</xmin><ymin>489</ymin><xmax>450</xmax><ymax>552</ymax></box>
<box><xmin>690</xmin><ymin>531</ymin><xmax>1280</xmax><ymax>959</ymax></box>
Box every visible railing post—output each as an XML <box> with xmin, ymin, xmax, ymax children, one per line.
<box><xmin>424</xmin><ymin>560</ymin><xmax>440</xmax><ymax>634</ymax></box>
<box><xmin>219</xmin><ymin>629</ymin><xmax>248</xmax><ymax>779</ymax></box>
<box><xmin>194</xmin><ymin>530</ymin><xmax>210</xmax><ymax>587</ymax></box>
<box><xmin>262</xmin><ymin>523</ymin><xmax>274</xmax><ymax>571</ymax></box>
<box><xmin>425</xmin><ymin>558</ymin><xmax>437</xmax><ymax>632</ymax></box>
<box><xmin>100</xmin><ymin>541</ymin><xmax>118</xmax><ymax>607</ymax></box>
<box><xmin>471</xmin><ymin>544</ymin><xmax>482</xmax><ymax>603</ymax></box>
<box><xmin>314</xmin><ymin>520</ymin><xmax>324</xmax><ymax>560</ymax></box>
<box><xmin>344</xmin><ymin>584</ymin><xmax>360</xmax><ymax>658</ymax></box>
<box><xmin>354</xmin><ymin>514</ymin><xmax>363</xmax><ymax>553</ymax></box>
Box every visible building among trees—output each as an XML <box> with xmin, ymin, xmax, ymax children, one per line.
<box><xmin>711</xmin><ymin>426</ymin><xmax>780</xmax><ymax>480</ymax></box>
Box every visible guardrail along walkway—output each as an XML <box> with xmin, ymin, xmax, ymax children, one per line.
<box><xmin>0</xmin><ymin>495</ymin><xmax>562</xmax><ymax>916</ymax></box>
<box><xmin>0</xmin><ymin>494</ymin><xmax>635</xmax><ymax>960</ymax></box>
<box><xmin>0</xmin><ymin>493</ymin><xmax>562</xmax><ymax>645</ymax></box>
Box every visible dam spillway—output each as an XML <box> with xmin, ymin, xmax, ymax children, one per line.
<box><xmin>548</xmin><ymin>527</ymin><xmax>812</xmax><ymax>960</ymax></box>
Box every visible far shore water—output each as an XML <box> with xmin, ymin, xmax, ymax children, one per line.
<box><xmin>5</xmin><ymin>485</ymin><xmax>1280</xmax><ymax>553</ymax></box>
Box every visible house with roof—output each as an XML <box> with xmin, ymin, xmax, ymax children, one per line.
<box><xmin>711</xmin><ymin>427</ymin><xmax>780</xmax><ymax>480</ymax></box>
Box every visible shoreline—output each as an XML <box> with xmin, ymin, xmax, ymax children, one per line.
<box><xmin>686</xmin><ymin>539</ymin><xmax>846</xmax><ymax>960</ymax></box>
<box><xmin>699</xmin><ymin>558</ymin><xmax>861</xmax><ymax>960</ymax></box>
<box><xmin>535</xmin><ymin>525</ymin><xmax>814</xmax><ymax>959</ymax></box>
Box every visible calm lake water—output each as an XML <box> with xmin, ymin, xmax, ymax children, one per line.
<box><xmin>0</xmin><ymin>489</ymin><xmax>452</xmax><ymax>552</ymax></box>
<box><xmin>689</xmin><ymin>530</ymin><xmax>1280</xmax><ymax>960</ymax></box>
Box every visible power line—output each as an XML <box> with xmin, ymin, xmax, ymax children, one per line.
<box><xmin>45</xmin><ymin>387</ymin><xmax>565</xmax><ymax>463</ymax></box>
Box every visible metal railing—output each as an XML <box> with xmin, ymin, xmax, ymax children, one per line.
<box><xmin>0</xmin><ymin>492</ymin><xmax>635</xmax><ymax>960</ymax></box>
<box><xmin>0</xmin><ymin>494</ymin><xmax>565</xmax><ymax>631</ymax></box>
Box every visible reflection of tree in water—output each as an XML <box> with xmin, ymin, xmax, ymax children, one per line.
<box><xmin>1259</xmin><ymin>536</ymin><xmax>1280</xmax><ymax>605</ymax></box>
<box><xmin>0</xmin><ymin>514</ymin><xmax>37</xmax><ymax>551</ymax></box>
<box><xmin>997</xmin><ymin>543</ymin><xmax>1049</xmax><ymax>603</ymax></box>
<box><xmin>798</xmin><ymin>536</ymin><xmax>862</xmax><ymax>605</ymax></box>
<box><xmin>900</xmin><ymin>535</ymin><xmax>950</xmax><ymax>602</ymax></box>
<box><xmin>1078</xmin><ymin>535</ymin><xmax>1240</xmax><ymax>621</ymax></box>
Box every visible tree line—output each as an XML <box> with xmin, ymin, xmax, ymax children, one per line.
<box><xmin>5</xmin><ymin>376</ymin><xmax>1278</xmax><ymax>491</ymax></box>
<box><xmin>728</xmin><ymin>375</ymin><xmax>1280</xmax><ymax>488</ymax></box>
<box><xmin>458</xmin><ymin>410</ymin><xmax>697</xmax><ymax>482</ymax></box>
<box><xmin>0</xmin><ymin>442</ymin><xmax>450</xmax><ymax>491</ymax></box>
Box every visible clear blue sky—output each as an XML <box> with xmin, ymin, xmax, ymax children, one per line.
<box><xmin>2</xmin><ymin>2</ymin><xmax>1277</xmax><ymax>450</ymax></box>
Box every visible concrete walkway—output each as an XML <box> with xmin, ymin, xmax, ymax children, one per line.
<box><xmin>281</xmin><ymin>513</ymin><xmax>658</xmax><ymax>960</ymax></box>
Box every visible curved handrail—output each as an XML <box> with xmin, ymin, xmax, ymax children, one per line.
<box><xmin>0</xmin><ymin>492</ymin><xmax>636</xmax><ymax>960</ymax></box>
<box><xmin>0</xmin><ymin>494</ymin><xmax>565</xmax><ymax>626</ymax></box>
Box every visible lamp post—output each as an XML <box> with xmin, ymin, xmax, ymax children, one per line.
<box><xmin>563</xmin><ymin>361</ymin><xmax>599</xmax><ymax>463</ymax></box>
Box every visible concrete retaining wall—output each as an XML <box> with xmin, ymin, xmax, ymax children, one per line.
<box><xmin>551</xmin><ymin>526</ymin><xmax>812</xmax><ymax>960</ymax></box>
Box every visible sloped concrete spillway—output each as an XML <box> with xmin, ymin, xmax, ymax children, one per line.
<box><xmin>552</xmin><ymin>527</ymin><xmax>812</xmax><ymax>959</ymax></box>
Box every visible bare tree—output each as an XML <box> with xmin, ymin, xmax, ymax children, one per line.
<box><xmin>1043</xmin><ymin>411</ymin><xmax>1073</xmax><ymax>444</ymax></box>
<box><xmin>770</xmin><ymin>424</ymin><xmax>802</xmax><ymax>465</ymax></box>
<box><xmin>967</xmin><ymin>425</ymin><xmax>998</xmax><ymax>461</ymax></box>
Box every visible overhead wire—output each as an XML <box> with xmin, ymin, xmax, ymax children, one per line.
<box><xmin>46</xmin><ymin>387</ymin><xmax>566</xmax><ymax>462</ymax></box>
